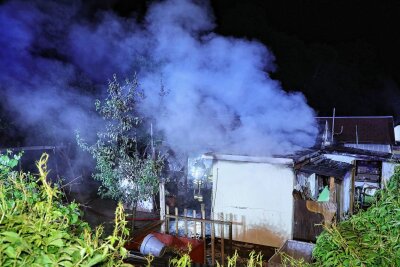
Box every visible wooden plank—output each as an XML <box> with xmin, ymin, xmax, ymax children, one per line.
<box><xmin>350</xmin><ymin>160</ymin><xmax>356</xmax><ymax>214</ymax></box>
<box><xmin>220</xmin><ymin>213</ymin><xmax>225</xmax><ymax>266</ymax></box>
<box><xmin>336</xmin><ymin>182</ymin><xmax>342</xmax><ymax>221</ymax></box>
<box><xmin>211</xmin><ymin>222</ymin><xmax>215</xmax><ymax>265</ymax></box>
<box><xmin>0</xmin><ymin>145</ymin><xmax>58</xmax><ymax>153</ymax></box>
<box><xmin>201</xmin><ymin>204</ymin><xmax>206</xmax><ymax>265</ymax></box>
<box><xmin>166</xmin><ymin>205</ymin><xmax>170</xmax><ymax>234</ymax></box>
<box><xmin>193</xmin><ymin>210</ymin><xmax>197</xmax><ymax>237</ymax></box>
<box><xmin>201</xmin><ymin>204</ymin><xmax>206</xmax><ymax>238</ymax></box>
<box><xmin>165</xmin><ymin>214</ymin><xmax>231</xmax><ymax>225</ymax></box>
<box><xmin>159</xmin><ymin>182</ymin><xmax>166</xmax><ymax>233</ymax></box>
<box><xmin>175</xmin><ymin>207</ymin><xmax>179</xmax><ymax>235</ymax></box>
<box><xmin>162</xmin><ymin>210</ymin><xmax>235</xmax><ymax>265</ymax></box>
<box><xmin>229</xmin><ymin>213</ymin><xmax>233</xmax><ymax>256</ymax></box>
<box><xmin>184</xmin><ymin>208</ymin><xmax>188</xmax><ymax>237</ymax></box>
<box><xmin>329</xmin><ymin>176</ymin><xmax>336</xmax><ymax>201</ymax></box>
<box><xmin>293</xmin><ymin>199</ymin><xmax>324</xmax><ymax>242</ymax></box>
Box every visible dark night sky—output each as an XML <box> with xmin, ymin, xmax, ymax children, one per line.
<box><xmin>90</xmin><ymin>0</ymin><xmax>400</xmax><ymax>119</ymax></box>
<box><xmin>210</xmin><ymin>0</ymin><xmax>400</xmax><ymax>119</ymax></box>
<box><xmin>2</xmin><ymin>0</ymin><xmax>400</xmax><ymax>148</ymax></box>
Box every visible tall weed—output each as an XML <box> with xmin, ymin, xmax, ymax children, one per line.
<box><xmin>0</xmin><ymin>153</ymin><xmax>131</xmax><ymax>267</ymax></box>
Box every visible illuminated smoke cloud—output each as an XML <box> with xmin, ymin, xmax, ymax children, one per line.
<box><xmin>0</xmin><ymin>0</ymin><xmax>317</xmax><ymax>157</ymax></box>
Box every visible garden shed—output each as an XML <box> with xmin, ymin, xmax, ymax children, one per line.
<box><xmin>201</xmin><ymin>153</ymin><xmax>295</xmax><ymax>248</ymax></box>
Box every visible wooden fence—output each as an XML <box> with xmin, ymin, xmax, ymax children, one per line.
<box><xmin>163</xmin><ymin>204</ymin><xmax>233</xmax><ymax>266</ymax></box>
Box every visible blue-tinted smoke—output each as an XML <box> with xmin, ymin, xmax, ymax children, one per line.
<box><xmin>0</xmin><ymin>0</ymin><xmax>317</xmax><ymax>157</ymax></box>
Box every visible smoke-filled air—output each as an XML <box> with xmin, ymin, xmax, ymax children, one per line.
<box><xmin>0</xmin><ymin>0</ymin><xmax>318</xmax><ymax>156</ymax></box>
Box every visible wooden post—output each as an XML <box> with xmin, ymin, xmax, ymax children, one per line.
<box><xmin>175</xmin><ymin>207</ymin><xmax>179</xmax><ymax>236</ymax></box>
<box><xmin>184</xmin><ymin>208</ymin><xmax>188</xmax><ymax>237</ymax></box>
<box><xmin>229</xmin><ymin>213</ymin><xmax>233</xmax><ymax>256</ymax></box>
<box><xmin>201</xmin><ymin>204</ymin><xmax>206</xmax><ymax>264</ymax></box>
<box><xmin>193</xmin><ymin>210</ymin><xmax>197</xmax><ymax>237</ymax></box>
<box><xmin>201</xmin><ymin>204</ymin><xmax>206</xmax><ymax>238</ymax></box>
<box><xmin>211</xmin><ymin>222</ymin><xmax>215</xmax><ymax>265</ymax></box>
<box><xmin>350</xmin><ymin>161</ymin><xmax>356</xmax><ymax>214</ymax></box>
<box><xmin>329</xmin><ymin>176</ymin><xmax>336</xmax><ymax>202</ymax></box>
<box><xmin>159</xmin><ymin>182</ymin><xmax>166</xmax><ymax>233</ymax></box>
<box><xmin>166</xmin><ymin>205</ymin><xmax>170</xmax><ymax>234</ymax></box>
<box><xmin>330</xmin><ymin>176</ymin><xmax>339</xmax><ymax>223</ymax></box>
<box><xmin>220</xmin><ymin>213</ymin><xmax>225</xmax><ymax>266</ymax></box>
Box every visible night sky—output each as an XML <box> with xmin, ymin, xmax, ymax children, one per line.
<box><xmin>210</xmin><ymin>0</ymin><xmax>400</xmax><ymax>119</ymax></box>
<box><xmin>1</xmin><ymin>0</ymin><xmax>400</xmax><ymax>148</ymax></box>
<box><xmin>86</xmin><ymin>0</ymin><xmax>400</xmax><ymax>119</ymax></box>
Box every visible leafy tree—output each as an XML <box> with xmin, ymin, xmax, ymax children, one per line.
<box><xmin>77</xmin><ymin>74</ymin><xmax>163</xmax><ymax>220</ymax></box>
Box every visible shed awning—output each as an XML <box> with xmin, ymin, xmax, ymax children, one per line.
<box><xmin>299</xmin><ymin>158</ymin><xmax>353</xmax><ymax>179</ymax></box>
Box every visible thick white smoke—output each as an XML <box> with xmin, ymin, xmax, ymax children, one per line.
<box><xmin>140</xmin><ymin>0</ymin><xmax>318</xmax><ymax>155</ymax></box>
<box><xmin>1</xmin><ymin>0</ymin><xmax>317</xmax><ymax>157</ymax></box>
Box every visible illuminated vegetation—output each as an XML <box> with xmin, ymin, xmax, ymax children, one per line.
<box><xmin>282</xmin><ymin>167</ymin><xmax>400</xmax><ymax>267</ymax></box>
<box><xmin>0</xmin><ymin>153</ymin><xmax>131</xmax><ymax>267</ymax></box>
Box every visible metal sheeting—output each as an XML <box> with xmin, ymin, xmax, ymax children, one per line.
<box><xmin>300</xmin><ymin>158</ymin><xmax>353</xmax><ymax>179</ymax></box>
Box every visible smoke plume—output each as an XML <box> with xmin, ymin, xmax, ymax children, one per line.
<box><xmin>0</xmin><ymin>0</ymin><xmax>317</xmax><ymax>158</ymax></box>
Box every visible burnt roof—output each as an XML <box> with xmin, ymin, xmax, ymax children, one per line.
<box><xmin>299</xmin><ymin>157</ymin><xmax>353</xmax><ymax>179</ymax></box>
<box><xmin>316</xmin><ymin>116</ymin><xmax>395</xmax><ymax>145</ymax></box>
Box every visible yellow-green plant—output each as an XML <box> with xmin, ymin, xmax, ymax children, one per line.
<box><xmin>280</xmin><ymin>252</ymin><xmax>312</xmax><ymax>267</ymax></box>
<box><xmin>246</xmin><ymin>250</ymin><xmax>263</xmax><ymax>267</ymax></box>
<box><xmin>169</xmin><ymin>253</ymin><xmax>191</xmax><ymax>267</ymax></box>
<box><xmin>144</xmin><ymin>254</ymin><xmax>154</xmax><ymax>267</ymax></box>
<box><xmin>169</xmin><ymin>244</ymin><xmax>192</xmax><ymax>267</ymax></box>
<box><xmin>0</xmin><ymin>153</ymin><xmax>131</xmax><ymax>267</ymax></box>
<box><xmin>226</xmin><ymin>250</ymin><xmax>239</xmax><ymax>267</ymax></box>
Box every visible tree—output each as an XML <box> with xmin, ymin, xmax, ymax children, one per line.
<box><xmin>77</xmin><ymin>74</ymin><xmax>163</xmax><ymax>222</ymax></box>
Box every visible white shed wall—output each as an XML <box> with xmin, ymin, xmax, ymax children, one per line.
<box><xmin>211</xmin><ymin>160</ymin><xmax>294</xmax><ymax>247</ymax></box>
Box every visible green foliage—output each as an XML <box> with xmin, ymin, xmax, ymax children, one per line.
<box><xmin>77</xmin><ymin>74</ymin><xmax>163</xmax><ymax>207</ymax></box>
<box><xmin>169</xmin><ymin>253</ymin><xmax>191</xmax><ymax>267</ymax></box>
<box><xmin>171</xmin><ymin>249</ymin><xmax>264</xmax><ymax>267</ymax></box>
<box><xmin>0</xmin><ymin>150</ymin><xmax>22</xmax><ymax>178</ymax></box>
<box><xmin>0</xmin><ymin>153</ymin><xmax>131</xmax><ymax>267</ymax></box>
<box><xmin>169</xmin><ymin>244</ymin><xmax>192</xmax><ymax>267</ymax></box>
<box><xmin>246</xmin><ymin>250</ymin><xmax>263</xmax><ymax>267</ymax></box>
<box><xmin>287</xmin><ymin>166</ymin><xmax>400</xmax><ymax>267</ymax></box>
<box><xmin>311</xmin><ymin>167</ymin><xmax>400</xmax><ymax>267</ymax></box>
<box><xmin>224</xmin><ymin>250</ymin><xmax>239</xmax><ymax>267</ymax></box>
<box><xmin>279</xmin><ymin>252</ymin><xmax>312</xmax><ymax>267</ymax></box>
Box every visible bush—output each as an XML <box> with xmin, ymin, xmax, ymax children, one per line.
<box><xmin>0</xmin><ymin>153</ymin><xmax>131</xmax><ymax>267</ymax></box>
<box><xmin>311</xmin><ymin>166</ymin><xmax>400</xmax><ymax>267</ymax></box>
<box><xmin>284</xmin><ymin>166</ymin><xmax>400</xmax><ymax>267</ymax></box>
